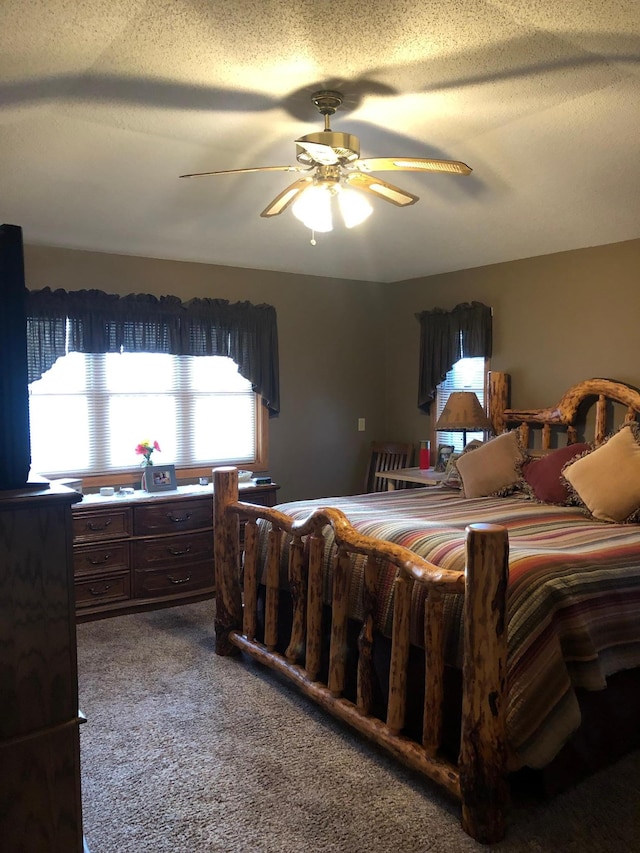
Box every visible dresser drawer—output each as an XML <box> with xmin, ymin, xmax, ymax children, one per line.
<box><xmin>133</xmin><ymin>560</ymin><xmax>213</xmax><ymax>598</ymax></box>
<box><xmin>73</xmin><ymin>542</ymin><xmax>129</xmax><ymax>575</ymax></box>
<box><xmin>133</xmin><ymin>498</ymin><xmax>211</xmax><ymax>536</ymax></box>
<box><xmin>133</xmin><ymin>530</ymin><xmax>213</xmax><ymax>570</ymax></box>
<box><xmin>75</xmin><ymin>571</ymin><xmax>131</xmax><ymax>608</ymax></box>
<box><xmin>73</xmin><ymin>508</ymin><xmax>131</xmax><ymax>543</ymax></box>
<box><xmin>242</xmin><ymin>486</ymin><xmax>278</xmax><ymax>507</ymax></box>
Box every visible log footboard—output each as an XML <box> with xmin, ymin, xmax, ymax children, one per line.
<box><xmin>213</xmin><ymin>467</ymin><xmax>509</xmax><ymax>844</ymax></box>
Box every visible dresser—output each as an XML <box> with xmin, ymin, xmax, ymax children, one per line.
<box><xmin>71</xmin><ymin>482</ymin><xmax>279</xmax><ymax>621</ymax></box>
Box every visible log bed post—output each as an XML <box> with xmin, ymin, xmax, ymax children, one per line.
<box><xmin>213</xmin><ymin>467</ymin><xmax>243</xmax><ymax>655</ymax></box>
<box><xmin>459</xmin><ymin>522</ymin><xmax>509</xmax><ymax>844</ymax></box>
<box><xmin>305</xmin><ymin>529</ymin><xmax>325</xmax><ymax>682</ymax></box>
<box><xmin>488</xmin><ymin>371</ymin><xmax>510</xmax><ymax>436</ymax></box>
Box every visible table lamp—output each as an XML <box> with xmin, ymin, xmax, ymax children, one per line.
<box><xmin>435</xmin><ymin>391</ymin><xmax>492</xmax><ymax>447</ymax></box>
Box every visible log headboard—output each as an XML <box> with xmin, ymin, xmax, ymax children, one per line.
<box><xmin>488</xmin><ymin>371</ymin><xmax>640</xmax><ymax>450</ymax></box>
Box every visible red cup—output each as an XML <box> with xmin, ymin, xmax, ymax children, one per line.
<box><xmin>419</xmin><ymin>441</ymin><xmax>430</xmax><ymax>470</ymax></box>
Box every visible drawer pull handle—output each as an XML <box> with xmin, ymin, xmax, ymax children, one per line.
<box><xmin>89</xmin><ymin>584</ymin><xmax>112</xmax><ymax>596</ymax></box>
<box><xmin>88</xmin><ymin>553</ymin><xmax>111</xmax><ymax>565</ymax></box>
<box><xmin>168</xmin><ymin>545</ymin><xmax>192</xmax><ymax>556</ymax></box>
<box><xmin>88</xmin><ymin>519</ymin><xmax>112</xmax><ymax>531</ymax></box>
<box><xmin>168</xmin><ymin>575</ymin><xmax>191</xmax><ymax>585</ymax></box>
<box><xmin>167</xmin><ymin>512</ymin><xmax>192</xmax><ymax>523</ymax></box>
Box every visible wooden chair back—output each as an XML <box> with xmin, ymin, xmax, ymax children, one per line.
<box><xmin>364</xmin><ymin>441</ymin><xmax>414</xmax><ymax>493</ymax></box>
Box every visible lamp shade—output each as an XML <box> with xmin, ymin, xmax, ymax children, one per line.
<box><xmin>292</xmin><ymin>184</ymin><xmax>334</xmax><ymax>232</ymax></box>
<box><xmin>435</xmin><ymin>391</ymin><xmax>491</xmax><ymax>432</ymax></box>
<box><xmin>337</xmin><ymin>186</ymin><xmax>373</xmax><ymax>228</ymax></box>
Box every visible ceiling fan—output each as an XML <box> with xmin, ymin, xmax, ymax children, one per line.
<box><xmin>180</xmin><ymin>90</ymin><xmax>472</xmax><ymax>232</ymax></box>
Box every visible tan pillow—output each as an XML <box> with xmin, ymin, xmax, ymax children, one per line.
<box><xmin>562</xmin><ymin>424</ymin><xmax>640</xmax><ymax>522</ymax></box>
<box><xmin>456</xmin><ymin>430</ymin><xmax>524</xmax><ymax>498</ymax></box>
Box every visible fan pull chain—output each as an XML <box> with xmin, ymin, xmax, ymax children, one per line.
<box><xmin>310</xmin><ymin>229</ymin><xmax>317</xmax><ymax>246</ymax></box>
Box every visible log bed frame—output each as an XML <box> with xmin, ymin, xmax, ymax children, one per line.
<box><xmin>212</xmin><ymin>372</ymin><xmax>640</xmax><ymax>844</ymax></box>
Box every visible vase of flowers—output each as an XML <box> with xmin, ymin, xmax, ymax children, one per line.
<box><xmin>136</xmin><ymin>440</ymin><xmax>160</xmax><ymax>490</ymax></box>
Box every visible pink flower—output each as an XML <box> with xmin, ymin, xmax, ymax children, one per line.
<box><xmin>135</xmin><ymin>440</ymin><xmax>161</xmax><ymax>465</ymax></box>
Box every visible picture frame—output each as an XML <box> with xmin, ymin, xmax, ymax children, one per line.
<box><xmin>435</xmin><ymin>444</ymin><xmax>455</xmax><ymax>472</ymax></box>
<box><xmin>444</xmin><ymin>451</ymin><xmax>461</xmax><ymax>476</ymax></box>
<box><xmin>442</xmin><ymin>451</ymin><xmax>462</xmax><ymax>485</ymax></box>
<box><xmin>143</xmin><ymin>463</ymin><xmax>177</xmax><ymax>492</ymax></box>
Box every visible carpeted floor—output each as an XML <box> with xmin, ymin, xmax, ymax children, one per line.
<box><xmin>77</xmin><ymin>601</ymin><xmax>640</xmax><ymax>852</ymax></box>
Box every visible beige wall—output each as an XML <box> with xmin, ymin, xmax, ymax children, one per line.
<box><xmin>23</xmin><ymin>237</ymin><xmax>640</xmax><ymax>500</ymax></box>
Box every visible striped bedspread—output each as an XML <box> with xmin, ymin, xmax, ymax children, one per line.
<box><xmin>258</xmin><ymin>488</ymin><xmax>640</xmax><ymax>769</ymax></box>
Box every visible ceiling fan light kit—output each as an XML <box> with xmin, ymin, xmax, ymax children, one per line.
<box><xmin>180</xmin><ymin>90</ymin><xmax>472</xmax><ymax>241</ymax></box>
<box><xmin>291</xmin><ymin>181</ymin><xmax>374</xmax><ymax>233</ymax></box>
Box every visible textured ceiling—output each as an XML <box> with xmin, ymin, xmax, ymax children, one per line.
<box><xmin>1</xmin><ymin>0</ymin><xmax>639</xmax><ymax>283</ymax></box>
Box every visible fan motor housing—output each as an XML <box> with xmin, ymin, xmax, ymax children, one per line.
<box><xmin>296</xmin><ymin>131</ymin><xmax>360</xmax><ymax>166</ymax></box>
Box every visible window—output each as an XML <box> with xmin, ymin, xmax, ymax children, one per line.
<box><xmin>435</xmin><ymin>357</ymin><xmax>488</xmax><ymax>453</ymax></box>
<box><xmin>28</xmin><ymin>352</ymin><xmax>262</xmax><ymax>479</ymax></box>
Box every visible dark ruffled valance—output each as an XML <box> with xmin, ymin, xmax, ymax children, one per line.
<box><xmin>25</xmin><ymin>288</ymin><xmax>280</xmax><ymax>414</ymax></box>
<box><xmin>415</xmin><ymin>301</ymin><xmax>492</xmax><ymax>412</ymax></box>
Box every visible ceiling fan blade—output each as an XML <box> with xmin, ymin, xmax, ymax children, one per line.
<box><xmin>354</xmin><ymin>157</ymin><xmax>472</xmax><ymax>176</ymax></box>
<box><xmin>345</xmin><ymin>173</ymin><xmax>418</xmax><ymax>207</ymax></box>
<box><xmin>180</xmin><ymin>165</ymin><xmax>305</xmax><ymax>178</ymax></box>
<box><xmin>260</xmin><ymin>177</ymin><xmax>313</xmax><ymax>218</ymax></box>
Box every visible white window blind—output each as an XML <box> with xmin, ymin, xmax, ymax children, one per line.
<box><xmin>28</xmin><ymin>352</ymin><xmax>257</xmax><ymax>478</ymax></box>
<box><xmin>435</xmin><ymin>357</ymin><xmax>487</xmax><ymax>453</ymax></box>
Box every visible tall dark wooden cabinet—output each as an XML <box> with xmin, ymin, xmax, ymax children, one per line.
<box><xmin>0</xmin><ymin>224</ymin><xmax>86</xmax><ymax>850</ymax></box>
<box><xmin>0</xmin><ymin>486</ymin><xmax>84</xmax><ymax>851</ymax></box>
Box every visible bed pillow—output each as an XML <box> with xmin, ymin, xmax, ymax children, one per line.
<box><xmin>456</xmin><ymin>430</ymin><xmax>525</xmax><ymax>498</ymax></box>
<box><xmin>562</xmin><ymin>424</ymin><xmax>640</xmax><ymax>522</ymax></box>
<box><xmin>520</xmin><ymin>442</ymin><xmax>590</xmax><ymax>504</ymax></box>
